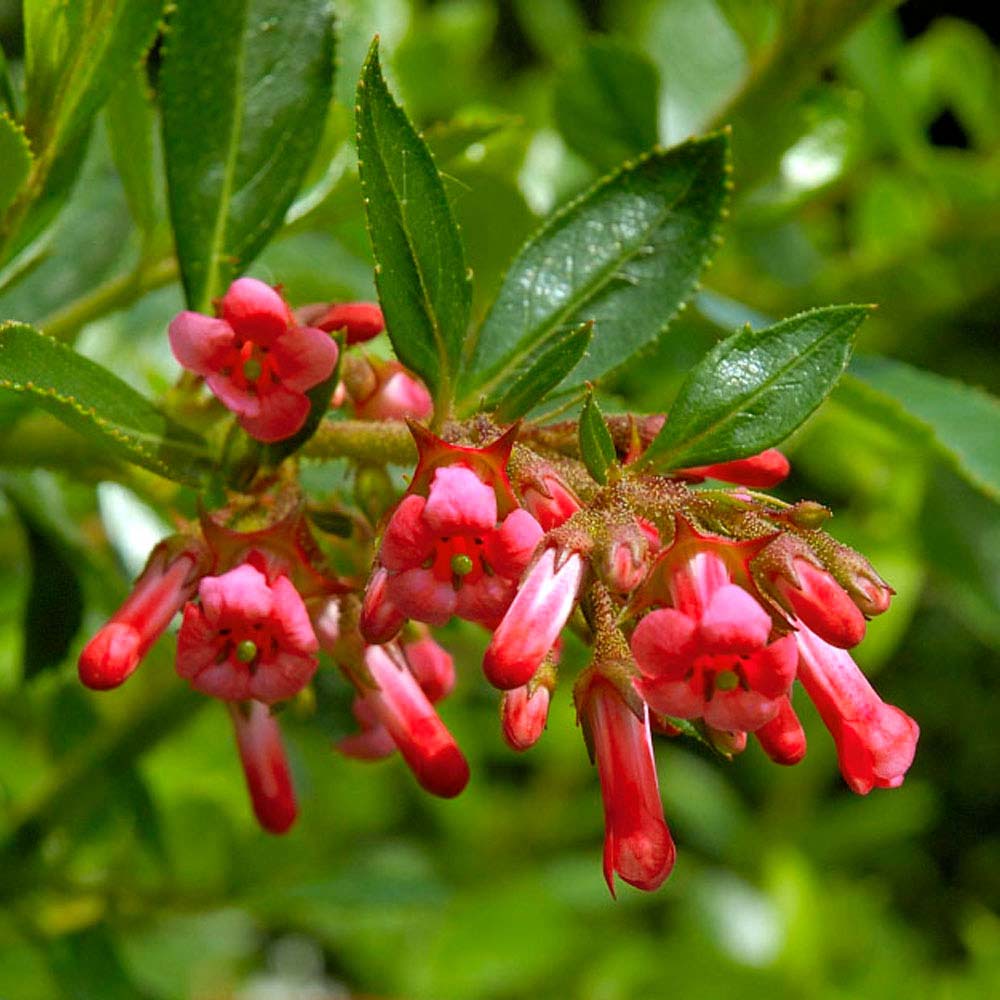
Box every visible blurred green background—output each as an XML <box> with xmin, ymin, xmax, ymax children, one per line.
<box><xmin>1</xmin><ymin>0</ymin><xmax>999</xmax><ymax>997</ymax></box>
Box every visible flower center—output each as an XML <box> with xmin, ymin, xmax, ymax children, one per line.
<box><xmin>714</xmin><ymin>669</ymin><xmax>739</xmax><ymax>691</ymax></box>
<box><xmin>451</xmin><ymin>553</ymin><xmax>475</xmax><ymax>576</ymax></box>
<box><xmin>243</xmin><ymin>357</ymin><xmax>263</xmax><ymax>382</ymax></box>
<box><xmin>236</xmin><ymin>639</ymin><xmax>259</xmax><ymax>663</ymax></box>
<box><xmin>430</xmin><ymin>535</ymin><xmax>487</xmax><ymax>585</ymax></box>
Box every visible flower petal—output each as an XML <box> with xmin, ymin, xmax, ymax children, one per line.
<box><xmin>169</xmin><ymin>313</ymin><xmax>234</xmax><ymax>375</ymax></box>
<box><xmin>269</xmin><ymin>325</ymin><xmax>339</xmax><ymax>391</ymax></box>
<box><xmin>423</xmin><ymin>465</ymin><xmax>497</xmax><ymax>534</ymax></box>
<box><xmin>238</xmin><ymin>385</ymin><xmax>311</xmax><ymax>442</ymax></box>
<box><xmin>221</xmin><ymin>278</ymin><xmax>290</xmax><ymax>345</ymax></box>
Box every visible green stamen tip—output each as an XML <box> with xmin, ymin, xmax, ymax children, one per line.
<box><xmin>451</xmin><ymin>554</ymin><xmax>475</xmax><ymax>576</ymax></box>
<box><xmin>714</xmin><ymin>669</ymin><xmax>739</xmax><ymax>692</ymax></box>
<box><xmin>236</xmin><ymin>640</ymin><xmax>258</xmax><ymax>663</ymax></box>
<box><xmin>243</xmin><ymin>358</ymin><xmax>263</xmax><ymax>381</ymax></box>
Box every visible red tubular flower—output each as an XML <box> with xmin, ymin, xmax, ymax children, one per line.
<box><xmin>520</xmin><ymin>473</ymin><xmax>582</xmax><ymax>531</ymax></box>
<box><xmin>169</xmin><ymin>277</ymin><xmax>338</xmax><ymax>442</ymax></box>
<box><xmin>501</xmin><ymin>684</ymin><xmax>551</xmax><ymax>751</ymax></box>
<box><xmin>352</xmin><ymin>359</ymin><xmax>432</xmax><ymax>421</ymax></box>
<box><xmin>79</xmin><ymin>542</ymin><xmax>203</xmax><ymax>690</ymax></box>
<box><xmin>754</xmin><ymin>695</ymin><xmax>807</xmax><ymax>765</ymax></box>
<box><xmin>773</xmin><ymin>557</ymin><xmax>867</xmax><ymax>649</ymax></box>
<box><xmin>581</xmin><ymin>675</ymin><xmax>676</xmax><ymax>895</ymax></box>
<box><xmin>795</xmin><ymin>626</ymin><xmax>918</xmax><ymax>794</ymax></box>
<box><xmin>483</xmin><ymin>547</ymin><xmax>585</xmax><ymax>690</ymax></box>
<box><xmin>631</xmin><ymin>549</ymin><xmax>796</xmax><ymax>732</ymax></box>
<box><xmin>312</xmin><ymin>301</ymin><xmax>385</xmax><ymax>344</ymax></box>
<box><xmin>228</xmin><ymin>701</ymin><xmax>297</xmax><ymax>834</ymax></box>
<box><xmin>176</xmin><ymin>555</ymin><xmax>319</xmax><ymax>703</ymax></box>
<box><xmin>360</xmin><ymin>644</ymin><xmax>470</xmax><ymax>798</ymax></box>
<box><xmin>680</xmin><ymin>449</ymin><xmax>791</xmax><ymax>488</ymax></box>
<box><xmin>361</xmin><ymin>465</ymin><xmax>544</xmax><ymax>642</ymax></box>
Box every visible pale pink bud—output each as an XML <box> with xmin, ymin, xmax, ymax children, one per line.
<box><xmin>483</xmin><ymin>549</ymin><xmax>585</xmax><ymax>690</ymax></box>
<box><xmin>362</xmin><ymin>645</ymin><xmax>470</xmax><ymax>798</ymax></box>
<box><xmin>754</xmin><ymin>695</ymin><xmax>807</xmax><ymax>765</ymax></box>
<box><xmin>79</xmin><ymin>545</ymin><xmax>201</xmax><ymax>690</ymax></box>
<box><xmin>795</xmin><ymin>626</ymin><xmax>918</xmax><ymax>794</ymax></box>
<box><xmin>229</xmin><ymin>700</ymin><xmax>297</xmax><ymax>834</ymax></box>
<box><xmin>603</xmin><ymin>523</ymin><xmax>650</xmax><ymax>594</ymax></box>
<box><xmin>360</xmin><ymin>567</ymin><xmax>408</xmax><ymax>644</ymax></box>
<box><xmin>583</xmin><ymin>676</ymin><xmax>676</xmax><ymax>895</ymax></box>
<box><xmin>520</xmin><ymin>474</ymin><xmax>581</xmax><ymax>531</ymax></box>
<box><xmin>354</xmin><ymin>362</ymin><xmax>433</xmax><ymax>421</ymax></box>
<box><xmin>501</xmin><ymin>684</ymin><xmax>551</xmax><ymax>751</ymax></box>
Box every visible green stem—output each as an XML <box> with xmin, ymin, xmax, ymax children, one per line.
<box><xmin>303</xmin><ymin>418</ymin><xmax>416</xmax><ymax>465</ymax></box>
<box><xmin>37</xmin><ymin>255</ymin><xmax>178</xmax><ymax>343</ymax></box>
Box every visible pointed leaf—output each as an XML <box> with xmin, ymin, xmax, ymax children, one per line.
<box><xmin>160</xmin><ymin>0</ymin><xmax>336</xmax><ymax>310</ymax></box>
<box><xmin>842</xmin><ymin>355</ymin><xmax>1000</xmax><ymax>503</ymax></box>
<box><xmin>641</xmin><ymin>306</ymin><xmax>870</xmax><ymax>471</ymax></box>
<box><xmin>579</xmin><ymin>390</ymin><xmax>616</xmax><ymax>485</ymax></box>
<box><xmin>463</xmin><ymin>132</ymin><xmax>730</xmax><ymax>406</ymax></box>
<box><xmin>356</xmin><ymin>38</ymin><xmax>471</xmax><ymax>406</ymax></box>
<box><xmin>0</xmin><ymin>322</ymin><xmax>212</xmax><ymax>485</ymax></box>
<box><xmin>492</xmin><ymin>321</ymin><xmax>593</xmax><ymax>422</ymax></box>
<box><xmin>0</xmin><ymin>114</ymin><xmax>33</xmax><ymax>215</ymax></box>
<box><xmin>105</xmin><ymin>63</ymin><xmax>158</xmax><ymax>236</ymax></box>
<box><xmin>553</xmin><ymin>37</ymin><xmax>660</xmax><ymax>172</ymax></box>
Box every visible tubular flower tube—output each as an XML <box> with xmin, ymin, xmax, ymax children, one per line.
<box><xmin>795</xmin><ymin>626</ymin><xmax>918</xmax><ymax>794</ymax></box>
<box><xmin>483</xmin><ymin>548</ymin><xmax>585</xmax><ymax>690</ymax></box>
<box><xmin>501</xmin><ymin>683</ymin><xmax>551</xmax><ymax>751</ymax></box>
<box><xmin>772</xmin><ymin>557</ymin><xmax>868</xmax><ymax>649</ymax></box>
<box><xmin>169</xmin><ymin>277</ymin><xmax>338</xmax><ymax>442</ymax></box>
<box><xmin>228</xmin><ymin>700</ymin><xmax>297</xmax><ymax>834</ymax></box>
<box><xmin>754</xmin><ymin>695</ymin><xmax>807</xmax><ymax>765</ymax></box>
<box><xmin>360</xmin><ymin>644</ymin><xmax>470</xmax><ymax>798</ymax></box>
<box><xmin>360</xmin><ymin>464</ymin><xmax>544</xmax><ymax>642</ymax></box>
<box><xmin>176</xmin><ymin>556</ymin><xmax>319</xmax><ymax>703</ymax></box>
<box><xmin>679</xmin><ymin>449</ymin><xmax>791</xmax><ymax>488</ymax></box>
<box><xmin>581</xmin><ymin>675</ymin><xmax>676</xmax><ymax>895</ymax></box>
<box><xmin>631</xmin><ymin>549</ymin><xmax>797</xmax><ymax>732</ymax></box>
<box><xmin>79</xmin><ymin>542</ymin><xmax>204</xmax><ymax>690</ymax></box>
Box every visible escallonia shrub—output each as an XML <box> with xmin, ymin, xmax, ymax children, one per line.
<box><xmin>2</xmin><ymin>29</ymin><xmax>917</xmax><ymax>896</ymax></box>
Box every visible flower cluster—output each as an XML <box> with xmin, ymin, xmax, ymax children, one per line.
<box><xmin>78</xmin><ymin>277</ymin><xmax>918</xmax><ymax>895</ymax></box>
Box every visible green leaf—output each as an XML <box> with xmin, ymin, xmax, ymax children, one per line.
<box><xmin>641</xmin><ymin>305</ymin><xmax>870</xmax><ymax>471</ymax></box>
<box><xmin>0</xmin><ymin>114</ymin><xmax>33</xmax><ymax>215</ymax></box>
<box><xmin>422</xmin><ymin>113</ymin><xmax>515</xmax><ymax>164</ymax></box>
<box><xmin>0</xmin><ymin>41</ymin><xmax>18</xmax><ymax>116</ymax></box>
<box><xmin>356</xmin><ymin>38</ymin><xmax>471</xmax><ymax>407</ymax></box>
<box><xmin>22</xmin><ymin>0</ymin><xmax>164</xmax><ymax>159</ymax></box>
<box><xmin>160</xmin><ymin>0</ymin><xmax>336</xmax><ymax>311</ymax></box>
<box><xmin>552</xmin><ymin>37</ymin><xmax>660</xmax><ymax>172</ymax></box>
<box><xmin>578</xmin><ymin>390</ymin><xmax>616</xmax><ymax>485</ymax></box>
<box><xmin>0</xmin><ymin>322</ymin><xmax>212</xmax><ymax>485</ymax></box>
<box><xmin>492</xmin><ymin>321</ymin><xmax>593</xmax><ymax>423</ymax></box>
<box><xmin>842</xmin><ymin>355</ymin><xmax>1000</xmax><ymax>503</ymax></box>
<box><xmin>463</xmin><ymin>132</ymin><xmax>730</xmax><ymax>406</ymax></box>
<box><xmin>3</xmin><ymin>488</ymin><xmax>84</xmax><ymax>679</ymax></box>
<box><xmin>105</xmin><ymin>63</ymin><xmax>157</xmax><ymax>236</ymax></box>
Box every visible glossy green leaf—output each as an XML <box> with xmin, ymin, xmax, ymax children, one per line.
<box><xmin>3</xmin><ymin>488</ymin><xmax>84</xmax><ymax>679</ymax></box>
<box><xmin>160</xmin><ymin>0</ymin><xmax>336</xmax><ymax>310</ymax></box>
<box><xmin>105</xmin><ymin>63</ymin><xmax>157</xmax><ymax>236</ymax></box>
<box><xmin>553</xmin><ymin>37</ymin><xmax>660</xmax><ymax>172</ymax></box>
<box><xmin>0</xmin><ymin>114</ymin><xmax>33</xmax><ymax>215</ymax></box>
<box><xmin>641</xmin><ymin>305</ymin><xmax>870</xmax><ymax>471</ymax></box>
<box><xmin>0</xmin><ymin>42</ymin><xmax>17</xmax><ymax>116</ymax></box>
<box><xmin>0</xmin><ymin>322</ymin><xmax>212</xmax><ymax>485</ymax></box>
<box><xmin>842</xmin><ymin>355</ymin><xmax>1000</xmax><ymax>503</ymax></box>
<box><xmin>22</xmin><ymin>0</ymin><xmax>164</xmax><ymax>158</ymax></box>
<box><xmin>579</xmin><ymin>390</ymin><xmax>616</xmax><ymax>485</ymax></box>
<box><xmin>492</xmin><ymin>321</ymin><xmax>593</xmax><ymax>422</ymax></box>
<box><xmin>356</xmin><ymin>38</ymin><xmax>471</xmax><ymax>406</ymax></box>
<box><xmin>463</xmin><ymin>132</ymin><xmax>730</xmax><ymax>406</ymax></box>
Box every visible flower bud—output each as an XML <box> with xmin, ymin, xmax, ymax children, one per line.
<box><xmin>229</xmin><ymin>701</ymin><xmax>297</xmax><ymax>834</ymax></box>
<box><xmin>754</xmin><ymin>695</ymin><xmax>807</xmax><ymax>765</ymax></box>
<box><xmin>775</xmin><ymin>557</ymin><xmax>867</xmax><ymax>649</ymax></box>
<box><xmin>501</xmin><ymin>683</ymin><xmax>551</xmax><ymax>751</ymax></box>
<box><xmin>680</xmin><ymin>449</ymin><xmax>790</xmax><ymax>488</ymax></box>
<box><xmin>313</xmin><ymin>301</ymin><xmax>385</xmax><ymax>344</ymax></box>
<box><xmin>520</xmin><ymin>473</ymin><xmax>581</xmax><ymax>531</ymax></box>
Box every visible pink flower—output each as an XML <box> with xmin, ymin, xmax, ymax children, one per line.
<box><xmin>795</xmin><ymin>626</ymin><xmax>918</xmax><ymax>794</ymax></box>
<box><xmin>581</xmin><ymin>675</ymin><xmax>676</xmax><ymax>895</ymax></box>
<box><xmin>229</xmin><ymin>701</ymin><xmax>297</xmax><ymax>834</ymax></box>
<box><xmin>679</xmin><ymin>449</ymin><xmax>790</xmax><ymax>488</ymax></box>
<box><xmin>772</xmin><ymin>556</ymin><xmax>867</xmax><ymax>649</ymax></box>
<box><xmin>501</xmin><ymin>684</ymin><xmax>551</xmax><ymax>751</ymax></box>
<box><xmin>357</xmin><ymin>644</ymin><xmax>470</xmax><ymax>798</ymax></box>
<box><xmin>602</xmin><ymin>521</ymin><xmax>652</xmax><ymax>594</ymax></box>
<box><xmin>169</xmin><ymin>277</ymin><xmax>338</xmax><ymax>442</ymax></box>
<box><xmin>79</xmin><ymin>541</ymin><xmax>203</xmax><ymax>690</ymax></box>
<box><xmin>352</xmin><ymin>360</ymin><xmax>433</xmax><ymax>421</ymax></box>
<box><xmin>361</xmin><ymin>465</ymin><xmax>543</xmax><ymax>642</ymax></box>
<box><xmin>631</xmin><ymin>547</ymin><xmax>796</xmax><ymax>732</ymax></box>
<box><xmin>176</xmin><ymin>556</ymin><xmax>319</xmax><ymax>703</ymax></box>
<box><xmin>483</xmin><ymin>547</ymin><xmax>585</xmax><ymax>690</ymax></box>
